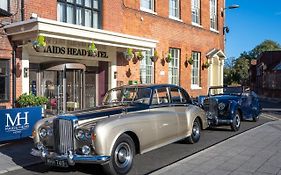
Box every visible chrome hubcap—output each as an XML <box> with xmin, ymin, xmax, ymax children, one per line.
<box><xmin>114</xmin><ymin>142</ymin><xmax>132</xmax><ymax>168</ymax></box>
<box><xmin>235</xmin><ymin>114</ymin><xmax>240</xmax><ymax>128</ymax></box>
<box><xmin>192</xmin><ymin>122</ymin><xmax>200</xmax><ymax>137</ymax></box>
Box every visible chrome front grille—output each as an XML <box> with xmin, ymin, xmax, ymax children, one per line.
<box><xmin>203</xmin><ymin>97</ymin><xmax>218</xmax><ymax>118</ymax></box>
<box><xmin>54</xmin><ymin>118</ymin><xmax>74</xmax><ymax>154</ymax></box>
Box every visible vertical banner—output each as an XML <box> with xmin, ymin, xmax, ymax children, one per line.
<box><xmin>0</xmin><ymin>107</ymin><xmax>42</xmax><ymax>142</ymax></box>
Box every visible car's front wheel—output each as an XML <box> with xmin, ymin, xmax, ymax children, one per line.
<box><xmin>102</xmin><ymin>134</ymin><xmax>135</xmax><ymax>175</ymax></box>
<box><xmin>187</xmin><ymin>118</ymin><xmax>201</xmax><ymax>144</ymax></box>
<box><xmin>231</xmin><ymin>111</ymin><xmax>241</xmax><ymax>131</ymax></box>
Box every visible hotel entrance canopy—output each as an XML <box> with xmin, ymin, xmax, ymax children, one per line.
<box><xmin>4</xmin><ymin>17</ymin><xmax>158</xmax><ymax>50</ymax></box>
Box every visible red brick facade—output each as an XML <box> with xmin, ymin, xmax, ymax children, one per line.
<box><xmin>1</xmin><ymin>0</ymin><xmax>225</xmax><ymax>107</ymax></box>
<box><xmin>105</xmin><ymin>0</ymin><xmax>224</xmax><ymax>97</ymax></box>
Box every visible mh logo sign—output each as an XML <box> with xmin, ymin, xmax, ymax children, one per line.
<box><xmin>0</xmin><ymin>107</ymin><xmax>42</xmax><ymax>142</ymax></box>
<box><xmin>5</xmin><ymin>112</ymin><xmax>30</xmax><ymax>134</ymax></box>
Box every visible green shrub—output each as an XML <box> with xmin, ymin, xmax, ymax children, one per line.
<box><xmin>17</xmin><ymin>93</ymin><xmax>48</xmax><ymax>108</ymax></box>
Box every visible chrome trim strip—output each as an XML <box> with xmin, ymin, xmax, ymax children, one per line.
<box><xmin>31</xmin><ymin>148</ymin><xmax>110</xmax><ymax>165</ymax></box>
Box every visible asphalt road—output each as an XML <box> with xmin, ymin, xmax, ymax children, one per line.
<box><xmin>3</xmin><ymin>113</ymin><xmax>278</xmax><ymax>175</ymax></box>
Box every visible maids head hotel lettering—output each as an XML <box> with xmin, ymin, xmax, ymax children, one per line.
<box><xmin>42</xmin><ymin>45</ymin><xmax>109</xmax><ymax>58</ymax></box>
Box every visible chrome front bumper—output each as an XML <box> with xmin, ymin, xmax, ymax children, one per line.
<box><xmin>31</xmin><ymin>148</ymin><xmax>110</xmax><ymax>166</ymax></box>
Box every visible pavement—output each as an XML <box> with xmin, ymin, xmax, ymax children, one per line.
<box><xmin>151</xmin><ymin>120</ymin><xmax>281</xmax><ymax>175</ymax></box>
<box><xmin>0</xmin><ymin>138</ymin><xmax>42</xmax><ymax>174</ymax></box>
<box><xmin>0</xmin><ymin>119</ymin><xmax>280</xmax><ymax>175</ymax></box>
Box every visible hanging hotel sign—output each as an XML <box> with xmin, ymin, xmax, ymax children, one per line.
<box><xmin>36</xmin><ymin>45</ymin><xmax>109</xmax><ymax>58</ymax></box>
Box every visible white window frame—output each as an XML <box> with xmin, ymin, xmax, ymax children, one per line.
<box><xmin>210</xmin><ymin>0</ymin><xmax>218</xmax><ymax>31</ymax></box>
<box><xmin>169</xmin><ymin>0</ymin><xmax>180</xmax><ymax>20</ymax></box>
<box><xmin>168</xmin><ymin>48</ymin><xmax>180</xmax><ymax>85</ymax></box>
<box><xmin>191</xmin><ymin>0</ymin><xmax>201</xmax><ymax>25</ymax></box>
<box><xmin>191</xmin><ymin>51</ymin><xmax>201</xmax><ymax>89</ymax></box>
<box><xmin>140</xmin><ymin>49</ymin><xmax>154</xmax><ymax>84</ymax></box>
<box><xmin>0</xmin><ymin>0</ymin><xmax>8</xmax><ymax>11</ymax></box>
<box><xmin>140</xmin><ymin>0</ymin><xmax>156</xmax><ymax>14</ymax></box>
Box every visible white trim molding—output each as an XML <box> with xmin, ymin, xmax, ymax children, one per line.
<box><xmin>4</xmin><ymin>17</ymin><xmax>158</xmax><ymax>50</ymax></box>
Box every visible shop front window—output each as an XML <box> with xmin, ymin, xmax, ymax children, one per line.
<box><xmin>0</xmin><ymin>60</ymin><xmax>10</xmax><ymax>102</ymax></box>
<box><xmin>57</xmin><ymin>0</ymin><xmax>101</xmax><ymax>29</ymax></box>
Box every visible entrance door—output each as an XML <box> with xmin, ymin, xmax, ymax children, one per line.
<box><xmin>65</xmin><ymin>69</ymin><xmax>83</xmax><ymax>112</ymax></box>
<box><xmin>40</xmin><ymin>63</ymin><xmax>86</xmax><ymax>115</ymax></box>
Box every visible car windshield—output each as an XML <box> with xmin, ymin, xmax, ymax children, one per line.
<box><xmin>103</xmin><ymin>87</ymin><xmax>152</xmax><ymax>105</ymax></box>
<box><xmin>209</xmin><ymin>86</ymin><xmax>243</xmax><ymax>96</ymax></box>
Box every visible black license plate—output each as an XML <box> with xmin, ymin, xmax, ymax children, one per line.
<box><xmin>45</xmin><ymin>158</ymin><xmax>69</xmax><ymax>168</ymax></box>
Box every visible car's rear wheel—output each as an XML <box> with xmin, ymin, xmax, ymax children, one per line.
<box><xmin>231</xmin><ymin>111</ymin><xmax>241</xmax><ymax>131</ymax></box>
<box><xmin>187</xmin><ymin>118</ymin><xmax>201</xmax><ymax>144</ymax></box>
<box><xmin>102</xmin><ymin>134</ymin><xmax>135</xmax><ymax>175</ymax></box>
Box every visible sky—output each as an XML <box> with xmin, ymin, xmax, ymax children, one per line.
<box><xmin>225</xmin><ymin>0</ymin><xmax>281</xmax><ymax>61</ymax></box>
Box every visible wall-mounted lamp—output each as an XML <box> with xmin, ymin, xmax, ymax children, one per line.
<box><xmin>221</xmin><ymin>4</ymin><xmax>239</xmax><ymax>17</ymax></box>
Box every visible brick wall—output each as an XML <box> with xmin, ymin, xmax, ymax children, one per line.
<box><xmin>108</xmin><ymin>0</ymin><xmax>225</xmax><ymax>97</ymax></box>
<box><xmin>2</xmin><ymin>0</ymin><xmax>225</xmax><ymax>109</ymax></box>
<box><xmin>24</xmin><ymin>0</ymin><xmax>57</xmax><ymax>20</ymax></box>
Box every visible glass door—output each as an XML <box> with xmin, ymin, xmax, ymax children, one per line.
<box><xmin>37</xmin><ymin>63</ymin><xmax>86</xmax><ymax>116</ymax></box>
<box><xmin>65</xmin><ymin>69</ymin><xmax>83</xmax><ymax>112</ymax></box>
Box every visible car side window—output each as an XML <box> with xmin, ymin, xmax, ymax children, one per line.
<box><xmin>170</xmin><ymin>87</ymin><xmax>185</xmax><ymax>104</ymax></box>
<box><xmin>152</xmin><ymin>87</ymin><xmax>169</xmax><ymax>105</ymax></box>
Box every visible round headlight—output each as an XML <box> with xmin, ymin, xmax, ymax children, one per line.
<box><xmin>82</xmin><ymin>145</ymin><xmax>91</xmax><ymax>155</ymax></box>
<box><xmin>46</xmin><ymin>127</ymin><xmax>53</xmax><ymax>136</ymax></box>
<box><xmin>218</xmin><ymin>102</ymin><xmax>226</xmax><ymax>110</ymax></box>
<box><xmin>39</xmin><ymin>128</ymin><xmax>47</xmax><ymax>138</ymax></box>
<box><xmin>76</xmin><ymin>130</ymin><xmax>85</xmax><ymax>140</ymax></box>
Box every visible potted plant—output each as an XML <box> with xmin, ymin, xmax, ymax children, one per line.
<box><xmin>165</xmin><ymin>53</ymin><xmax>172</xmax><ymax>63</ymax></box>
<box><xmin>202</xmin><ymin>61</ymin><xmax>211</xmax><ymax>69</ymax></box>
<box><xmin>150</xmin><ymin>50</ymin><xmax>159</xmax><ymax>62</ymax></box>
<box><xmin>88</xmin><ymin>41</ymin><xmax>98</xmax><ymax>56</ymax></box>
<box><xmin>17</xmin><ymin>93</ymin><xmax>48</xmax><ymax>108</ymax></box>
<box><xmin>124</xmin><ymin>48</ymin><xmax>134</xmax><ymax>61</ymax></box>
<box><xmin>136</xmin><ymin>51</ymin><xmax>144</xmax><ymax>60</ymax></box>
<box><xmin>32</xmin><ymin>35</ymin><xmax>47</xmax><ymax>52</ymax></box>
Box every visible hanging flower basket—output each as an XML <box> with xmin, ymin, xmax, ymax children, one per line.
<box><xmin>188</xmin><ymin>57</ymin><xmax>194</xmax><ymax>65</ymax></box>
<box><xmin>88</xmin><ymin>41</ymin><xmax>98</xmax><ymax>57</ymax></box>
<box><xmin>32</xmin><ymin>35</ymin><xmax>46</xmax><ymax>52</ymax></box>
<box><xmin>135</xmin><ymin>51</ymin><xmax>144</xmax><ymax>60</ymax></box>
<box><xmin>202</xmin><ymin>61</ymin><xmax>211</xmax><ymax>69</ymax></box>
<box><xmin>165</xmin><ymin>53</ymin><xmax>172</xmax><ymax>63</ymax></box>
<box><xmin>124</xmin><ymin>48</ymin><xmax>134</xmax><ymax>61</ymax></box>
<box><xmin>150</xmin><ymin>50</ymin><xmax>159</xmax><ymax>62</ymax></box>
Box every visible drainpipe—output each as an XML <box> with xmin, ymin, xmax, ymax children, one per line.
<box><xmin>21</xmin><ymin>0</ymin><xmax>25</xmax><ymax>21</ymax></box>
<box><xmin>12</xmin><ymin>43</ymin><xmax>17</xmax><ymax>108</ymax></box>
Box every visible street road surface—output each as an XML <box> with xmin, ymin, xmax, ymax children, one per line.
<box><xmin>3</xmin><ymin>113</ymin><xmax>279</xmax><ymax>175</ymax></box>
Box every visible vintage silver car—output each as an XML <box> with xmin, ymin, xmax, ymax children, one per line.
<box><xmin>31</xmin><ymin>84</ymin><xmax>208</xmax><ymax>175</ymax></box>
